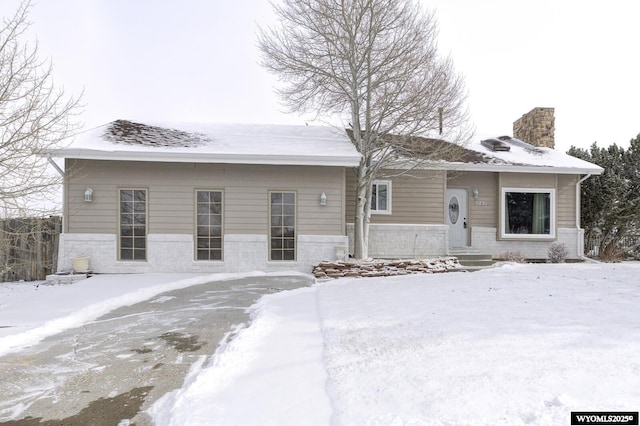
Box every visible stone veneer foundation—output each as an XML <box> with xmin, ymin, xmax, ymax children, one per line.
<box><xmin>57</xmin><ymin>233</ymin><xmax>348</xmax><ymax>274</ymax></box>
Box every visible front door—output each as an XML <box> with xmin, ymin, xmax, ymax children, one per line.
<box><xmin>446</xmin><ymin>189</ymin><xmax>468</xmax><ymax>247</ymax></box>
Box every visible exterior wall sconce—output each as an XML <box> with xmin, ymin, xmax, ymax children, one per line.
<box><xmin>320</xmin><ymin>192</ymin><xmax>327</xmax><ymax>206</ymax></box>
<box><xmin>84</xmin><ymin>188</ymin><xmax>93</xmax><ymax>202</ymax></box>
<box><xmin>472</xmin><ymin>188</ymin><xmax>479</xmax><ymax>199</ymax></box>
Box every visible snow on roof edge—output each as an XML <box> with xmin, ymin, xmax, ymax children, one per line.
<box><xmin>43</xmin><ymin>121</ymin><xmax>603</xmax><ymax>174</ymax></box>
<box><xmin>45</xmin><ymin>148</ymin><xmax>362</xmax><ymax>167</ymax></box>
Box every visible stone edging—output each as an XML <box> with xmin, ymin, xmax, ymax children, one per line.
<box><xmin>313</xmin><ymin>257</ymin><xmax>461</xmax><ymax>279</ymax></box>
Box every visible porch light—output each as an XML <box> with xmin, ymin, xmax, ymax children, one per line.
<box><xmin>472</xmin><ymin>188</ymin><xmax>479</xmax><ymax>199</ymax></box>
<box><xmin>320</xmin><ymin>192</ymin><xmax>327</xmax><ymax>206</ymax></box>
<box><xmin>84</xmin><ymin>188</ymin><xmax>93</xmax><ymax>202</ymax></box>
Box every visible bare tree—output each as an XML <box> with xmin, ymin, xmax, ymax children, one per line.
<box><xmin>1</xmin><ymin>1</ymin><xmax>80</xmax><ymax>280</ymax></box>
<box><xmin>1</xmin><ymin>0</ymin><xmax>81</xmax><ymax>218</ymax></box>
<box><xmin>259</xmin><ymin>0</ymin><xmax>472</xmax><ymax>258</ymax></box>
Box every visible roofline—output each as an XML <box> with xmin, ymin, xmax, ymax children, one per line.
<box><xmin>44</xmin><ymin>148</ymin><xmax>362</xmax><ymax>167</ymax></box>
<box><xmin>402</xmin><ymin>161</ymin><xmax>604</xmax><ymax>175</ymax></box>
<box><xmin>44</xmin><ymin>149</ymin><xmax>602</xmax><ymax>175</ymax></box>
<box><xmin>447</xmin><ymin>162</ymin><xmax>603</xmax><ymax>175</ymax></box>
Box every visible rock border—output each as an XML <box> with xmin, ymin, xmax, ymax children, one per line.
<box><xmin>313</xmin><ymin>257</ymin><xmax>461</xmax><ymax>279</ymax></box>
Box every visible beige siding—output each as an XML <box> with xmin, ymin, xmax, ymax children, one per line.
<box><xmin>499</xmin><ymin>172</ymin><xmax>577</xmax><ymax>228</ymax></box>
<box><xmin>345</xmin><ymin>169</ymin><xmax>446</xmax><ymax>224</ymax></box>
<box><xmin>341</xmin><ymin>169</ymin><xmax>581</xmax><ymax>231</ymax></box>
<box><xmin>493</xmin><ymin>172</ymin><xmax>580</xmax><ymax>239</ymax></box>
<box><xmin>499</xmin><ymin>173</ymin><xmax>556</xmax><ymax>188</ymax></box>
<box><xmin>65</xmin><ymin>160</ymin><xmax>345</xmax><ymax>236</ymax></box>
<box><xmin>557</xmin><ymin>174</ymin><xmax>577</xmax><ymax>227</ymax></box>
<box><xmin>345</xmin><ymin>169</ymin><xmax>357</xmax><ymax>223</ymax></box>
<box><xmin>447</xmin><ymin>171</ymin><xmax>498</xmax><ymax>227</ymax></box>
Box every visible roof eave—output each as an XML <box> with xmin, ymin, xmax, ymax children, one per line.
<box><xmin>452</xmin><ymin>163</ymin><xmax>604</xmax><ymax>175</ymax></box>
<box><xmin>44</xmin><ymin>148</ymin><xmax>362</xmax><ymax>167</ymax></box>
<box><xmin>406</xmin><ymin>161</ymin><xmax>604</xmax><ymax>175</ymax></box>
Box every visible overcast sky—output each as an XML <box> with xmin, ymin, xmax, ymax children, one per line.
<box><xmin>3</xmin><ymin>0</ymin><xmax>639</xmax><ymax>152</ymax></box>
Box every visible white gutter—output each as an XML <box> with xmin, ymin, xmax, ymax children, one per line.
<box><xmin>575</xmin><ymin>174</ymin><xmax>601</xmax><ymax>262</ymax></box>
<box><xmin>389</xmin><ymin>160</ymin><xmax>604</xmax><ymax>176</ymax></box>
<box><xmin>447</xmin><ymin>163</ymin><xmax>603</xmax><ymax>175</ymax></box>
<box><xmin>45</xmin><ymin>148</ymin><xmax>362</xmax><ymax>168</ymax></box>
<box><xmin>48</xmin><ymin>156</ymin><xmax>66</xmax><ymax>239</ymax></box>
<box><xmin>47</xmin><ymin>156</ymin><xmax>64</xmax><ymax>176</ymax></box>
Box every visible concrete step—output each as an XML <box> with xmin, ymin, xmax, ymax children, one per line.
<box><xmin>449</xmin><ymin>247</ymin><xmax>480</xmax><ymax>254</ymax></box>
<box><xmin>458</xmin><ymin>259</ymin><xmax>495</xmax><ymax>267</ymax></box>
<box><xmin>455</xmin><ymin>253</ymin><xmax>493</xmax><ymax>261</ymax></box>
<box><xmin>449</xmin><ymin>249</ymin><xmax>495</xmax><ymax>270</ymax></box>
<box><xmin>46</xmin><ymin>273</ymin><xmax>89</xmax><ymax>285</ymax></box>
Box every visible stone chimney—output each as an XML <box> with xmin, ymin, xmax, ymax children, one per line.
<box><xmin>513</xmin><ymin>107</ymin><xmax>555</xmax><ymax>149</ymax></box>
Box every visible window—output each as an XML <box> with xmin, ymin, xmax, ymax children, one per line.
<box><xmin>119</xmin><ymin>189</ymin><xmax>147</xmax><ymax>260</ymax></box>
<box><xmin>371</xmin><ymin>180</ymin><xmax>391</xmax><ymax>214</ymax></box>
<box><xmin>196</xmin><ymin>190</ymin><xmax>223</xmax><ymax>261</ymax></box>
<box><xmin>270</xmin><ymin>191</ymin><xmax>296</xmax><ymax>261</ymax></box>
<box><xmin>502</xmin><ymin>188</ymin><xmax>555</xmax><ymax>239</ymax></box>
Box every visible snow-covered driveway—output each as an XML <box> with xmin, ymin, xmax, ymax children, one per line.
<box><xmin>159</xmin><ymin>263</ymin><xmax>640</xmax><ymax>426</ymax></box>
<box><xmin>0</xmin><ymin>274</ymin><xmax>312</xmax><ymax>425</ymax></box>
<box><xmin>2</xmin><ymin>264</ymin><xmax>639</xmax><ymax>425</ymax></box>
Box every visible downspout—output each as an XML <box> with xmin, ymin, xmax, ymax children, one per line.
<box><xmin>576</xmin><ymin>174</ymin><xmax>599</xmax><ymax>263</ymax></box>
<box><xmin>47</xmin><ymin>156</ymin><xmax>64</xmax><ymax>177</ymax></box>
<box><xmin>48</xmin><ymin>155</ymin><xmax>66</xmax><ymax>236</ymax></box>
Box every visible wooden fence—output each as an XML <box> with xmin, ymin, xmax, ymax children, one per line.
<box><xmin>0</xmin><ymin>216</ymin><xmax>62</xmax><ymax>282</ymax></box>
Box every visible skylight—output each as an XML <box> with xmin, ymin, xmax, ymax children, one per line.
<box><xmin>498</xmin><ymin>136</ymin><xmax>544</xmax><ymax>154</ymax></box>
<box><xmin>480</xmin><ymin>138</ymin><xmax>511</xmax><ymax>152</ymax></box>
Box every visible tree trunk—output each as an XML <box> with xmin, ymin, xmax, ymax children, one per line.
<box><xmin>353</xmin><ymin>164</ymin><xmax>369</xmax><ymax>259</ymax></box>
<box><xmin>362</xmin><ymin>184</ymin><xmax>372</xmax><ymax>259</ymax></box>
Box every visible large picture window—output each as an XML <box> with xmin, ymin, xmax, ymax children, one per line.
<box><xmin>270</xmin><ymin>191</ymin><xmax>296</xmax><ymax>261</ymax></box>
<box><xmin>119</xmin><ymin>189</ymin><xmax>147</xmax><ymax>261</ymax></box>
<box><xmin>371</xmin><ymin>180</ymin><xmax>391</xmax><ymax>214</ymax></box>
<box><xmin>502</xmin><ymin>188</ymin><xmax>555</xmax><ymax>239</ymax></box>
<box><xmin>196</xmin><ymin>190</ymin><xmax>223</xmax><ymax>261</ymax></box>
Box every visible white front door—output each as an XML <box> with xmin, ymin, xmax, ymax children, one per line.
<box><xmin>446</xmin><ymin>189</ymin><xmax>468</xmax><ymax>247</ymax></box>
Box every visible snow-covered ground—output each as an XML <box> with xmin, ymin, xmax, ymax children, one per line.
<box><xmin>2</xmin><ymin>263</ymin><xmax>640</xmax><ymax>425</ymax></box>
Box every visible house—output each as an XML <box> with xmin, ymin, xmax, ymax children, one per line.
<box><xmin>345</xmin><ymin>108</ymin><xmax>604</xmax><ymax>260</ymax></box>
<box><xmin>47</xmin><ymin>120</ymin><xmax>361</xmax><ymax>273</ymax></box>
<box><xmin>47</xmin><ymin>108</ymin><xmax>603</xmax><ymax>274</ymax></box>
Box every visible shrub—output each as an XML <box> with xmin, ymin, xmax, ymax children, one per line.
<box><xmin>548</xmin><ymin>243</ymin><xmax>568</xmax><ymax>263</ymax></box>
<box><xmin>498</xmin><ymin>250</ymin><xmax>526</xmax><ymax>263</ymax></box>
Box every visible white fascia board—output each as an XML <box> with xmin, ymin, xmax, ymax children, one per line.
<box><xmin>46</xmin><ymin>149</ymin><xmax>362</xmax><ymax>167</ymax></box>
<box><xmin>397</xmin><ymin>161</ymin><xmax>604</xmax><ymax>175</ymax></box>
<box><xmin>449</xmin><ymin>163</ymin><xmax>604</xmax><ymax>175</ymax></box>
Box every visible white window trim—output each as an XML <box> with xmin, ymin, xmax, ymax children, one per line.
<box><xmin>500</xmin><ymin>187</ymin><xmax>556</xmax><ymax>240</ymax></box>
<box><xmin>117</xmin><ymin>188</ymin><xmax>148</xmax><ymax>262</ymax></box>
<box><xmin>268</xmin><ymin>190</ymin><xmax>297</xmax><ymax>262</ymax></box>
<box><xmin>194</xmin><ymin>189</ymin><xmax>225</xmax><ymax>262</ymax></box>
<box><xmin>371</xmin><ymin>180</ymin><xmax>392</xmax><ymax>215</ymax></box>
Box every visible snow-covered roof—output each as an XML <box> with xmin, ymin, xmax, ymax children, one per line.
<box><xmin>46</xmin><ymin>121</ymin><xmax>602</xmax><ymax>175</ymax></box>
<box><xmin>418</xmin><ymin>134</ymin><xmax>603</xmax><ymax>175</ymax></box>
<box><xmin>46</xmin><ymin>120</ymin><xmax>362</xmax><ymax>167</ymax></box>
